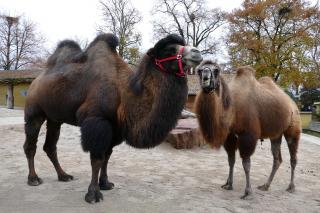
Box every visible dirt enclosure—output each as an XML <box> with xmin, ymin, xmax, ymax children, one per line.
<box><xmin>0</xmin><ymin>108</ymin><xmax>319</xmax><ymax>213</ymax></box>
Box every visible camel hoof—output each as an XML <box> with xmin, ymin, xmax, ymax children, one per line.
<box><xmin>58</xmin><ymin>174</ymin><xmax>74</xmax><ymax>182</ymax></box>
<box><xmin>99</xmin><ymin>180</ymin><xmax>114</xmax><ymax>190</ymax></box>
<box><xmin>240</xmin><ymin>189</ymin><xmax>253</xmax><ymax>200</ymax></box>
<box><xmin>286</xmin><ymin>183</ymin><xmax>295</xmax><ymax>193</ymax></box>
<box><xmin>257</xmin><ymin>184</ymin><xmax>269</xmax><ymax>191</ymax></box>
<box><xmin>28</xmin><ymin>175</ymin><xmax>43</xmax><ymax>186</ymax></box>
<box><xmin>240</xmin><ymin>193</ymin><xmax>254</xmax><ymax>200</ymax></box>
<box><xmin>221</xmin><ymin>184</ymin><xmax>233</xmax><ymax>190</ymax></box>
<box><xmin>85</xmin><ymin>189</ymin><xmax>103</xmax><ymax>203</ymax></box>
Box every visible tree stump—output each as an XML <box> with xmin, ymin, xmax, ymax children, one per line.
<box><xmin>166</xmin><ymin>118</ymin><xmax>205</xmax><ymax>149</ymax></box>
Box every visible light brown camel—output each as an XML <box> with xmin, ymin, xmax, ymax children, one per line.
<box><xmin>23</xmin><ymin>33</ymin><xmax>202</xmax><ymax>203</ymax></box>
<box><xmin>194</xmin><ymin>60</ymin><xmax>301</xmax><ymax>199</ymax></box>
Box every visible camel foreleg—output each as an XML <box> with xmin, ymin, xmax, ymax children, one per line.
<box><xmin>99</xmin><ymin>148</ymin><xmax>115</xmax><ymax>190</ymax></box>
<box><xmin>222</xmin><ymin>134</ymin><xmax>237</xmax><ymax>190</ymax></box>
<box><xmin>81</xmin><ymin>117</ymin><xmax>113</xmax><ymax>203</ymax></box>
<box><xmin>238</xmin><ymin>132</ymin><xmax>257</xmax><ymax>200</ymax></box>
<box><xmin>241</xmin><ymin>158</ymin><xmax>253</xmax><ymax>199</ymax></box>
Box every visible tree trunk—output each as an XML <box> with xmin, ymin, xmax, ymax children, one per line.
<box><xmin>6</xmin><ymin>84</ymin><xmax>14</xmax><ymax>109</ymax></box>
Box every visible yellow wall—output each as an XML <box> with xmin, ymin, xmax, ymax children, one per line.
<box><xmin>300</xmin><ymin>112</ymin><xmax>312</xmax><ymax>129</ymax></box>
<box><xmin>0</xmin><ymin>83</ymin><xmax>30</xmax><ymax>108</ymax></box>
<box><xmin>0</xmin><ymin>85</ymin><xmax>6</xmax><ymax>106</ymax></box>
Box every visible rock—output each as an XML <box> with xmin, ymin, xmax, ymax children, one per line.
<box><xmin>166</xmin><ymin>118</ymin><xmax>205</xmax><ymax>149</ymax></box>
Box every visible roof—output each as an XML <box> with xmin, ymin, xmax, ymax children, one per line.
<box><xmin>0</xmin><ymin>69</ymin><xmax>43</xmax><ymax>84</ymax></box>
<box><xmin>0</xmin><ymin>69</ymin><xmax>236</xmax><ymax>92</ymax></box>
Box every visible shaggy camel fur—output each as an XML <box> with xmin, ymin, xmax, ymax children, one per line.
<box><xmin>23</xmin><ymin>33</ymin><xmax>202</xmax><ymax>203</ymax></box>
<box><xmin>194</xmin><ymin>60</ymin><xmax>301</xmax><ymax>199</ymax></box>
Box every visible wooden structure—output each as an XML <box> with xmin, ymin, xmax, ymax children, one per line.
<box><xmin>166</xmin><ymin>118</ymin><xmax>205</xmax><ymax>149</ymax></box>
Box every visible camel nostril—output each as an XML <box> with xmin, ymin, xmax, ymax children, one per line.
<box><xmin>191</xmin><ymin>48</ymin><xmax>200</xmax><ymax>53</ymax></box>
<box><xmin>203</xmin><ymin>77</ymin><xmax>209</xmax><ymax>81</ymax></box>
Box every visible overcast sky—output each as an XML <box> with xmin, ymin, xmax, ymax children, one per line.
<box><xmin>0</xmin><ymin>0</ymin><xmax>244</xmax><ymax>51</ymax></box>
<box><xmin>0</xmin><ymin>0</ymin><xmax>318</xmax><ymax>59</ymax></box>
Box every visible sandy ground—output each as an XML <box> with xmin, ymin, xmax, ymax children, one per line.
<box><xmin>0</xmin><ymin>108</ymin><xmax>319</xmax><ymax>213</ymax></box>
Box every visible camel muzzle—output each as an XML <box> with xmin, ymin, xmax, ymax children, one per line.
<box><xmin>183</xmin><ymin>46</ymin><xmax>203</xmax><ymax>66</ymax></box>
<box><xmin>201</xmin><ymin>68</ymin><xmax>212</xmax><ymax>89</ymax></box>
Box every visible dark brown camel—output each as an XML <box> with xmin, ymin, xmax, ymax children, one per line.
<box><xmin>194</xmin><ymin>60</ymin><xmax>301</xmax><ymax>199</ymax></box>
<box><xmin>23</xmin><ymin>33</ymin><xmax>202</xmax><ymax>203</ymax></box>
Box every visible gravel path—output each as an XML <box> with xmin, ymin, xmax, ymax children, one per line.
<box><xmin>0</xmin><ymin>109</ymin><xmax>319</xmax><ymax>213</ymax></box>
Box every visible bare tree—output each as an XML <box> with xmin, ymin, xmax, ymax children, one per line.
<box><xmin>152</xmin><ymin>0</ymin><xmax>226</xmax><ymax>55</ymax></box>
<box><xmin>98</xmin><ymin>0</ymin><xmax>142</xmax><ymax>61</ymax></box>
<box><xmin>0</xmin><ymin>14</ymin><xmax>45</xmax><ymax>109</ymax></box>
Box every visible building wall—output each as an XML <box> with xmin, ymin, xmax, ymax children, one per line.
<box><xmin>300</xmin><ymin>112</ymin><xmax>312</xmax><ymax>129</ymax></box>
<box><xmin>0</xmin><ymin>83</ymin><xmax>30</xmax><ymax>108</ymax></box>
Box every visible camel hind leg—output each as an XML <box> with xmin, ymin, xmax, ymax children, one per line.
<box><xmin>43</xmin><ymin>120</ymin><xmax>73</xmax><ymax>182</ymax></box>
<box><xmin>24</xmin><ymin>113</ymin><xmax>45</xmax><ymax>186</ymax></box>
<box><xmin>258</xmin><ymin>135</ymin><xmax>282</xmax><ymax>191</ymax></box>
<box><xmin>284</xmin><ymin>130</ymin><xmax>300</xmax><ymax>193</ymax></box>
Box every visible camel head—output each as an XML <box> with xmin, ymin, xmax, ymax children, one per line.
<box><xmin>147</xmin><ymin>34</ymin><xmax>202</xmax><ymax>77</ymax></box>
<box><xmin>196</xmin><ymin>60</ymin><xmax>221</xmax><ymax>93</ymax></box>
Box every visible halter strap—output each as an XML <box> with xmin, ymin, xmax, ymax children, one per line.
<box><xmin>154</xmin><ymin>47</ymin><xmax>187</xmax><ymax>77</ymax></box>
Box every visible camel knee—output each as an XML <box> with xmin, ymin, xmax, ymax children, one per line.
<box><xmin>273</xmin><ymin>158</ymin><xmax>282</xmax><ymax>170</ymax></box>
<box><xmin>228</xmin><ymin>154</ymin><xmax>235</xmax><ymax>166</ymax></box>
<box><xmin>43</xmin><ymin>143</ymin><xmax>56</xmax><ymax>155</ymax></box>
<box><xmin>272</xmin><ymin>149</ymin><xmax>282</xmax><ymax>165</ymax></box>
<box><xmin>290</xmin><ymin>158</ymin><xmax>297</xmax><ymax>169</ymax></box>
<box><xmin>24</xmin><ymin>142</ymin><xmax>37</xmax><ymax>158</ymax></box>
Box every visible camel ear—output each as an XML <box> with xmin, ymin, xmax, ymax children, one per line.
<box><xmin>220</xmin><ymin>78</ymin><xmax>231</xmax><ymax>109</ymax></box>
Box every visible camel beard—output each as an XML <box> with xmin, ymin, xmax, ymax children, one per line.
<box><xmin>124</xmin><ymin>73</ymin><xmax>188</xmax><ymax>149</ymax></box>
<box><xmin>195</xmin><ymin>90</ymin><xmax>232</xmax><ymax>149</ymax></box>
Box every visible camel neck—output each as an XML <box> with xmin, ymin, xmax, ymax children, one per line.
<box><xmin>122</xmin><ymin>67</ymin><xmax>188</xmax><ymax>148</ymax></box>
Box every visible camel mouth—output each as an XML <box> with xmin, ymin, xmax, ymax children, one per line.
<box><xmin>201</xmin><ymin>79</ymin><xmax>211</xmax><ymax>88</ymax></box>
<box><xmin>183</xmin><ymin>57</ymin><xmax>203</xmax><ymax>67</ymax></box>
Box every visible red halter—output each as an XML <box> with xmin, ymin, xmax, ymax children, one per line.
<box><xmin>154</xmin><ymin>47</ymin><xmax>187</xmax><ymax>77</ymax></box>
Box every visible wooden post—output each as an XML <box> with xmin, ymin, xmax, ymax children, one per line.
<box><xmin>6</xmin><ymin>84</ymin><xmax>14</xmax><ymax>109</ymax></box>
